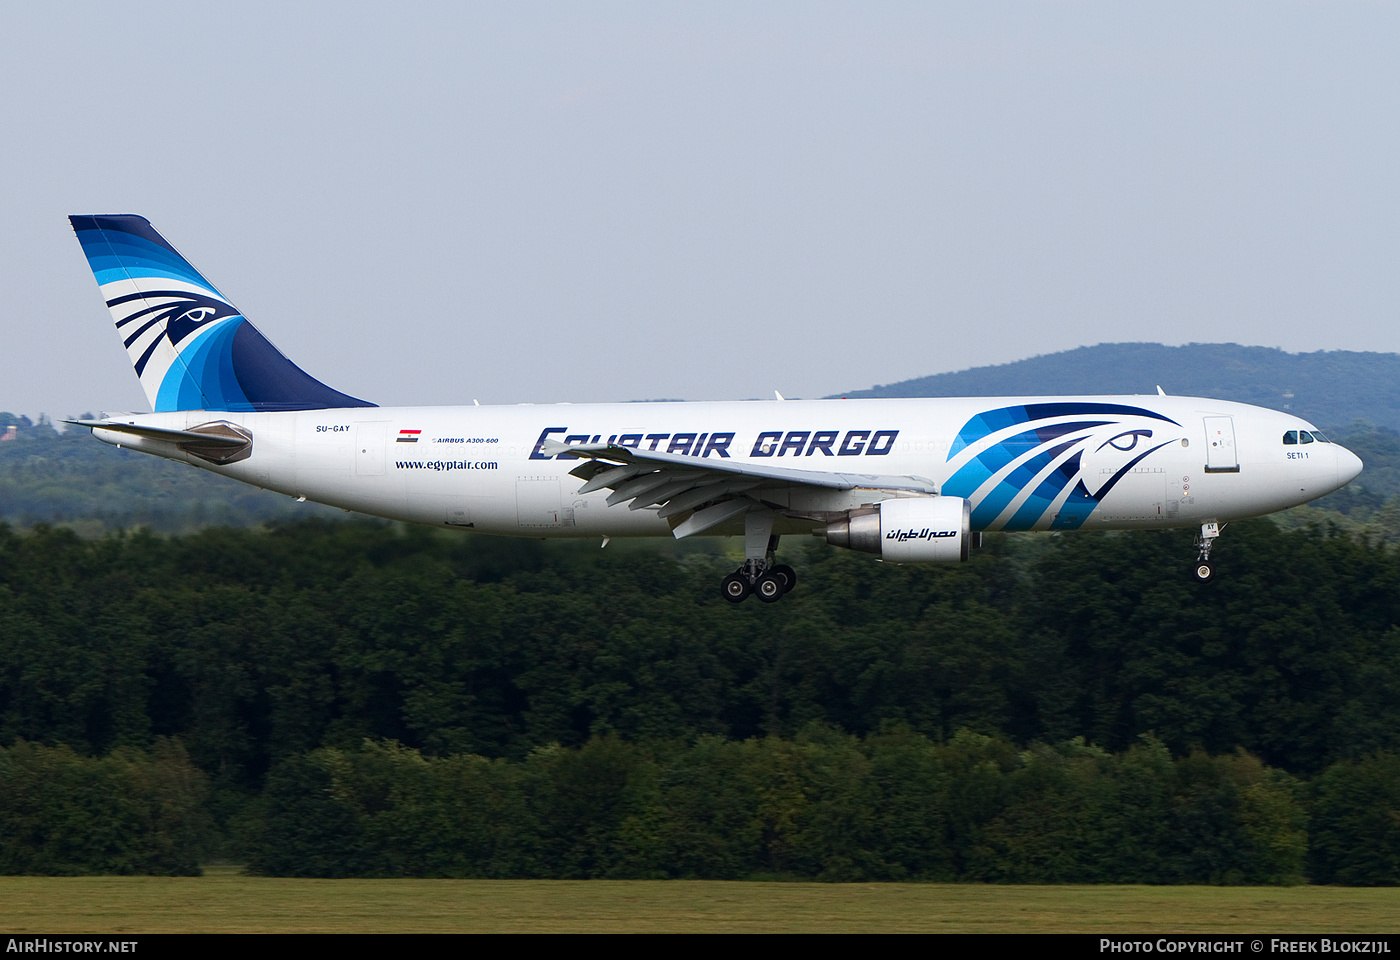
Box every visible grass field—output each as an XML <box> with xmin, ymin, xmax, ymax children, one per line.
<box><xmin>1</xmin><ymin>869</ymin><xmax>1398</xmax><ymax>933</ymax></box>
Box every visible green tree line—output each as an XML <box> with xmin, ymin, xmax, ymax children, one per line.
<box><xmin>245</xmin><ymin>732</ymin><xmax>1310</xmax><ymax>883</ymax></box>
<box><xmin>9</xmin><ymin>732</ymin><xmax>1400</xmax><ymax>884</ymax></box>
<box><xmin>0</xmin><ymin>738</ymin><xmax>206</xmax><ymax>875</ymax></box>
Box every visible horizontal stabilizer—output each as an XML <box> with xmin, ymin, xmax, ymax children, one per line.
<box><xmin>63</xmin><ymin>419</ymin><xmax>248</xmax><ymax>446</ymax></box>
<box><xmin>66</xmin><ymin>418</ymin><xmax>254</xmax><ymax>465</ymax></box>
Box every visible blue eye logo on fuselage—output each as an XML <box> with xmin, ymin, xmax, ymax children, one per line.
<box><xmin>944</xmin><ymin>403</ymin><xmax>1181</xmax><ymax>531</ymax></box>
<box><xmin>1100</xmin><ymin>429</ymin><xmax>1154</xmax><ymax>452</ymax></box>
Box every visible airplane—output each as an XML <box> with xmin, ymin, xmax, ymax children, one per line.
<box><xmin>65</xmin><ymin>214</ymin><xmax>1364</xmax><ymax>602</ymax></box>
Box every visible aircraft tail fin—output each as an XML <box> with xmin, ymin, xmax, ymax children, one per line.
<box><xmin>69</xmin><ymin>215</ymin><xmax>375</xmax><ymax>413</ymax></box>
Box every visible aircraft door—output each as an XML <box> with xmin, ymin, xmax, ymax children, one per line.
<box><xmin>1203</xmin><ymin>417</ymin><xmax>1239</xmax><ymax>473</ymax></box>
<box><xmin>1094</xmin><ymin>467</ymin><xmax>1168</xmax><ymax>522</ymax></box>
<box><xmin>356</xmin><ymin>422</ymin><xmax>388</xmax><ymax>476</ymax></box>
<box><xmin>517</xmin><ymin>477</ymin><xmax>564</xmax><ymax>528</ymax></box>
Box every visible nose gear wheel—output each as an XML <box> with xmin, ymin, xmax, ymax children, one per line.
<box><xmin>1191</xmin><ymin>522</ymin><xmax>1223</xmax><ymax>584</ymax></box>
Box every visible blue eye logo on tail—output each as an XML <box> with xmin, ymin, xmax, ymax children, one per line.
<box><xmin>70</xmin><ymin>215</ymin><xmax>375</xmax><ymax>413</ymax></box>
<box><xmin>943</xmin><ymin>402</ymin><xmax>1181</xmax><ymax>531</ymax></box>
<box><xmin>109</xmin><ymin>289</ymin><xmax>242</xmax><ymax>377</ymax></box>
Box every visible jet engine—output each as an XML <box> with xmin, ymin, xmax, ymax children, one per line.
<box><xmin>821</xmin><ymin>496</ymin><xmax>972</xmax><ymax>563</ymax></box>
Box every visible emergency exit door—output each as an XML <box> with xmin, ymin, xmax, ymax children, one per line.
<box><xmin>1203</xmin><ymin>417</ymin><xmax>1239</xmax><ymax>473</ymax></box>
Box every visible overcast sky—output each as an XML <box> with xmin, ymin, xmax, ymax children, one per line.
<box><xmin>2</xmin><ymin>2</ymin><xmax>1397</xmax><ymax>417</ymax></box>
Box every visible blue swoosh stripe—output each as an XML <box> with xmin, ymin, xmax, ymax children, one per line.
<box><xmin>944</xmin><ymin>421</ymin><xmax>1108</xmax><ymax>498</ymax></box>
<box><xmin>973</xmin><ymin>437</ymin><xmax>1082</xmax><ymax>528</ymax></box>
<box><xmin>1005</xmin><ymin>448</ymin><xmax>1088</xmax><ymax>530</ymax></box>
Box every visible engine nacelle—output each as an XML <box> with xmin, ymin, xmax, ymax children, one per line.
<box><xmin>822</xmin><ymin>497</ymin><xmax>972</xmax><ymax>563</ymax></box>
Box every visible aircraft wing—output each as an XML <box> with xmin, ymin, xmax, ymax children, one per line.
<box><xmin>540</xmin><ymin>439</ymin><xmax>937</xmax><ymax>538</ymax></box>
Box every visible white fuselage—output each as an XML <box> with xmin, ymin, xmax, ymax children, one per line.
<box><xmin>91</xmin><ymin>395</ymin><xmax>1362</xmax><ymax>540</ymax></box>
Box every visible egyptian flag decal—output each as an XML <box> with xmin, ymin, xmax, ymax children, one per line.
<box><xmin>396</xmin><ymin>429</ymin><xmax>421</xmax><ymax>443</ymax></box>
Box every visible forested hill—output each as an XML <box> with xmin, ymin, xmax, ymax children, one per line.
<box><xmin>836</xmin><ymin>343</ymin><xmax>1400</xmax><ymax>432</ymax></box>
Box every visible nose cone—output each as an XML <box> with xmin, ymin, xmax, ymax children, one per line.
<box><xmin>1336</xmin><ymin>444</ymin><xmax>1364</xmax><ymax>488</ymax></box>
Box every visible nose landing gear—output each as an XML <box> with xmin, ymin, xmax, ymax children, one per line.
<box><xmin>1193</xmin><ymin>521</ymin><xmax>1221</xmax><ymax>583</ymax></box>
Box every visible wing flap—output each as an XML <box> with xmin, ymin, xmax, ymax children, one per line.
<box><xmin>656</xmin><ymin>478</ymin><xmax>762</xmax><ymax>519</ymax></box>
<box><xmin>671</xmin><ymin>498</ymin><xmax>754</xmax><ymax>538</ymax></box>
<box><xmin>577</xmin><ymin>463</ymin><xmax>649</xmax><ymax>494</ymax></box>
<box><xmin>605</xmin><ymin>471</ymin><xmax>672</xmax><ymax>507</ymax></box>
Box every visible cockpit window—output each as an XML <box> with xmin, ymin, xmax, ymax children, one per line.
<box><xmin>1283</xmin><ymin>431</ymin><xmax>1298</xmax><ymax>445</ymax></box>
<box><xmin>1301</xmin><ymin>431</ymin><xmax>1315</xmax><ymax>444</ymax></box>
<box><xmin>1311</xmin><ymin>431</ymin><xmax>1330</xmax><ymax>443</ymax></box>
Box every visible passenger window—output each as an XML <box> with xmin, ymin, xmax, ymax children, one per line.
<box><xmin>1301</xmin><ymin>431</ymin><xmax>1315</xmax><ymax>444</ymax></box>
<box><xmin>1283</xmin><ymin>431</ymin><xmax>1298</xmax><ymax>445</ymax></box>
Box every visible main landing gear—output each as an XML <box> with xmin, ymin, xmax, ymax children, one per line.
<box><xmin>721</xmin><ymin>560</ymin><xmax>797</xmax><ymax>603</ymax></box>
<box><xmin>720</xmin><ymin>509</ymin><xmax>798</xmax><ymax>604</ymax></box>
<box><xmin>1193</xmin><ymin>521</ymin><xmax>1222</xmax><ymax>584</ymax></box>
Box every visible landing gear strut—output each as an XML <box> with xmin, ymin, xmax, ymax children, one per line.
<box><xmin>1193</xmin><ymin>521</ymin><xmax>1221</xmax><ymax>584</ymax></box>
<box><xmin>720</xmin><ymin>509</ymin><xmax>796</xmax><ymax>603</ymax></box>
